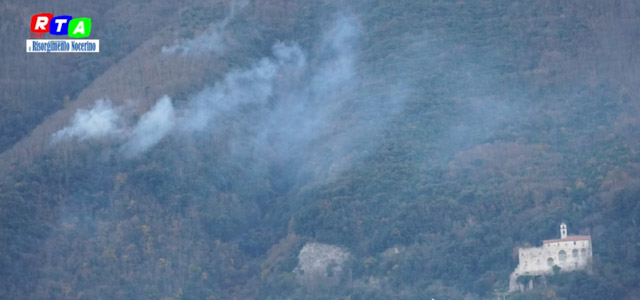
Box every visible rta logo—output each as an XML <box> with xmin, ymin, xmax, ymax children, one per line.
<box><xmin>30</xmin><ymin>13</ymin><xmax>92</xmax><ymax>38</ymax></box>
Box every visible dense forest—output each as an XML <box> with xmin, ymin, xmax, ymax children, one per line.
<box><xmin>1</xmin><ymin>0</ymin><xmax>640</xmax><ymax>299</ymax></box>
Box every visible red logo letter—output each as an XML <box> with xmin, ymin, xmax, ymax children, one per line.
<box><xmin>31</xmin><ymin>13</ymin><xmax>54</xmax><ymax>33</ymax></box>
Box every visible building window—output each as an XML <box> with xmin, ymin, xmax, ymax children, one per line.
<box><xmin>559</xmin><ymin>250</ymin><xmax>567</xmax><ymax>261</ymax></box>
<box><xmin>547</xmin><ymin>258</ymin><xmax>554</xmax><ymax>266</ymax></box>
<box><xmin>572</xmin><ymin>249</ymin><xmax>579</xmax><ymax>258</ymax></box>
<box><xmin>581</xmin><ymin>248</ymin><xmax>587</xmax><ymax>257</ymax></box>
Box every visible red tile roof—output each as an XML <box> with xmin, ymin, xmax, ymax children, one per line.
<box><xmin>543</xmin><ymin>235</ymin><xmax>591</xmax><ymax>244</ymax></box>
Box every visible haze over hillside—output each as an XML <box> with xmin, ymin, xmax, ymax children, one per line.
<box><xmin>1</xmin><ymin>1</ymin><xmax>640</xmax><ymax>299</ymax></box>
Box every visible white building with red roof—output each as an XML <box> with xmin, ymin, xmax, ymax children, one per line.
<box><xmin>508</xmin><ymin>223</ymin><xmax>592</xmax><ymax>292</ymax></box>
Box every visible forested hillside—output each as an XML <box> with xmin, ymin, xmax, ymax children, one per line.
<box><xmin>1</xmin><ymin>1</ymin><xmax>640</xmax><ymax>299</ymax></box>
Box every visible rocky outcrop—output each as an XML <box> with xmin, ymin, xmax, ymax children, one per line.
<box><xmin>294</xmin><ymin>242</ymin><xmax>350</xmax><ymax>288</ymax></box>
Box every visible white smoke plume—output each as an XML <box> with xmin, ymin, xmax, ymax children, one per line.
<box><xmin>53</xmin><ymin>14</ymin><xmax>405</xmax><ymax>171</ymax></box>
<box><xmin>121</xmin><ymin>96</ymin><xmax>176</xmax><ymax>157</ymax></box>
<box><xmin>53</xmin><ymin>40</ymin><xmax>298</xmax><ymax>156</ymax></box>
<box><xmin>181</xmin><ymin>42</ymin><xmax>306</xmax><ymax>132</ymax></box>
<box><xmin>53</xmin><ymin>96</ymin><xmax>176</xmax><ymax>158</ymax></box>
<box><xmin>162</xmin><ymin>0</ymin><xmax>249</xmax><ymax>55</ymax></box>
<box><xmin>53</xmin><ymin>99</ymin><xmax>123</xmax><ymax>142</ymax></box>
<box><xmin>247</xmin><ymin>15</ymin><xmax>380</xmax><ymax>181</ymax></box>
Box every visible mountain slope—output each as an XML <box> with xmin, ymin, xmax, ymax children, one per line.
<box><xmin>1</xmin><ymin>1</ymin><xmax>640</xmax><ymax>299</ymax></box>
